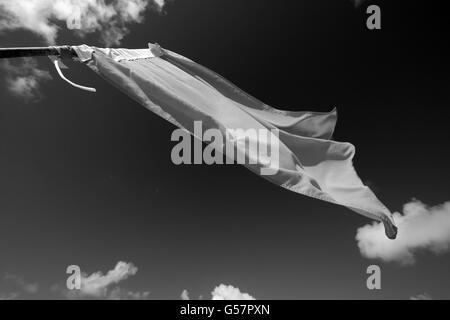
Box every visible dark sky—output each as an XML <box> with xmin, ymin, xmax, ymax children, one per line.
<box><xmin>0</xmin><ymin>0</ymin><xmax>449</xmax><ymax>299</ymax></box>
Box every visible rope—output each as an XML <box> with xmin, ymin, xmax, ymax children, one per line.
<box><xmin>53</xmin><ymin>58</ymin><xmax>96</xmax><ymax>93</ymax></box>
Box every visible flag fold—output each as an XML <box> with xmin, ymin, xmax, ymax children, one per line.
<box><xmin>71</xmin><ymin>43</ymin><xmax>397</xmax><ymax>239</ymax></box>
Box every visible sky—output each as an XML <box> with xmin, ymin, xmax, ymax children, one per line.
<box><xmin>0</xmin><ymin>0</ymin><xmax>449</xmax><ymax>300</ymax></box>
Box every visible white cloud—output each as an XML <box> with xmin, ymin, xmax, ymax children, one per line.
<box><xmin>181</xmin><ymin>289</ymin><xmax>190</xmax><ymax>300</ymax></box>
<box><xmin>1</xmin><ymin>58</ymin><xmax>53</xmax><ymax>102</ymax></box>
<box><xmin>80</xmin><ymin>261</ymin><xmax>137</xmax><ymax>297</ymax></box>
<box><xmin>4</xmin><ymin>274</ymin><xmax>39</xmax><ymax>294</ymax></box>
<box><xmin>356</xmin><ymin>200</ymin><xmax>450</xmax><ymax>265</ymax></box>
<box><xmin>410</xmin><ymin>293</ymin><xmax>432</xmax><ymax>300</ymax></box>
<box><xmin>0</xmin><ymin>274</ymin><xmax>39</xmax><ymax>299</ymax></box>
<box><xmin>63</xmin><ymin>261</ymin><xmax>149</xmax><ymax>300</ymax></box>
<box><xmin>0</xmin><ymin>292</ymin><xmax>19</xmax><ymax>300</ymax></box>
<box><xmin>211</xmin><ymin>284</ymin><xmax>255</xmax><ymax>300</ymax></box>
<box><xmin>181</xmin><ymin>284</ymin><xmax>255</xmax><ymax>300</ymax></box>
<box><xmin>107</xmin><ymin>287</ymin><xmax>150</xmax><ymax>300</ymax></box>
<box><xmin>0</xmin><ymin>0</ymin><xmax>166</xmax><ymax>46</ymax></box>
<box><xmin>351</xmin><ymin>0</ymin><xmax>366</xmax><ymax>7</ymax></box>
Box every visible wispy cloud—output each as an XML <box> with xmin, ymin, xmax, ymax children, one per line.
<box><xmin>107</xmin><ymin>287</ymin><xmax>150</xmax><ymax>300</ymax></box>
<box><xmin>180</xmin><ymin>284</ymin><xmax>255</xmax><ymax>300</ymax></box>
<box><xmin>350</xmin><ymin>0</ymin><xmax>367</xmax><ymax>7</ymax></box>
<box><xmin>0</xmin><ymin>292</ymin><xmax>19</xmax><ymax>300</ymax></box>
<box><xmin>61</xmin><ymin>261</ymin><xmax>150</xmax><ymax>300</ymax></box>
<box><xmin>0</xmin><ymin>274</ymin><xmax>39</xmax><ymax>299</ymax></box>
<box><xmin>211</xmin><ymin>284</ymin><xmax>255</xmax><ymax>300</ymax></box>
<box><xmin>356</xmin><ymin>200</ymin><xmax>450</xmax><ymax>265</ymax></box>
<box><xmin>0</xmin><ymin>0</ymin><xmax>166</xmax><ymax>46</ymax></box>
<box><xmin>4</xmin><ymin>274</ymin><xmax>39</xmax><ymax>294</ymax></box>
<box><xmin>2</xmin><ymin>270</ymin><xmax>254</xmax><ymax>300</ymax></box>
<box><xmin>410</xmin><ymin>293</ymin><xmax>432</xmax><ymax>300</ymax></box>
<box><xmin>180</xmin><ymin>289</ymin><xmax>190</xmax><ymax>300</ymax></box>
<box><xmin>1</xmin><ymin>58</ymin><xmax>53</xmax><ymax>102</ymax></box>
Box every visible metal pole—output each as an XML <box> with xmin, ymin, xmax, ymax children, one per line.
<box><xmin>0</xmin><ymin>46</ymin><xmax>76</xmax><ymax>59</ymax></box>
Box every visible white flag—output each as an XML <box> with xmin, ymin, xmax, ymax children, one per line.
<box><xmin>72</xmin><ymin>43</ymin><xmax>397</xmax><ymax>239</ymax></box>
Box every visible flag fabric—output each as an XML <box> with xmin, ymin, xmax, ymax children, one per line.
<box><xmin>72</xmin><ymin>43</ymin><xmax>397</xmax><ymax>239</ymax></box>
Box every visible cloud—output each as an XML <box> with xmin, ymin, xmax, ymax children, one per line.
<box><xmin>0</xmin><ymin>292</ymin><xmax>19</xmax><ymax>300</ymax></box>
<box><xmin>4</xmin><ymin>274</ymin><xmax>39</xmax><ymax>294</ymax></box>
<box><xmin>356</xmin><ymin>200</ymin><xmax>450</xmax><ymax>265</ymax></box>
<box><xmin>62</xmin><ymin>261</ymin><xmax>149</xmax><ymax>300</ymax></box>
<box><xmin>107</xmin><ymin>287</ymin><xmax>150</xmax><ymax>300</ymax></box>
<box><xmin>0</xmin><ymin>274</ymin><xmax>39</xmax><ymax>299</ymax></box>
<box><xmin>350</xmin><ymin>0</ymin><xmax>367</xmax><ymax>7</ymax></box>
<box><xmin>0</xmin><ymin>0</ymin><xmax>166</xmax><ymax>46</ymax></box>
<box><xmin>410</xmin><ymin>293</ymin><xmax>432</xmax><ymax>300</ymax></box>
<box><xmin>181</xmin><ymin>284</ymin><xmax>255</xmax><ymax>300</ymax></box>
<box><xmin>79</xmin><ymin>261</ymin><xmax>137</xmax><ymax>297</ymax></box>
<box><xmin>181</xmin><ymin>289</ymin><xmax>190</xmax><ymax>300</ymax></box>
<box><xmin>1</xmin><ymin>58</ymin><xmax>53</xmax><ymax>102</ymax></box>
<box><xmin>211</xmin><ymin>284</ymin><xmax>255</xmax><ymax>300</ymax></box>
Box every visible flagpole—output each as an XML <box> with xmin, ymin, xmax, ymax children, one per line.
<box><xmin>0</xmin><ymin>45</ymin><xmax>96</xmax><ymax>92</ymax></box>
<box><xmin>0</xmin><ymin>46</ymin><xmax>76</xmax><ymax>59</ymax></box>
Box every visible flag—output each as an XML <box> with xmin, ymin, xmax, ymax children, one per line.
<box><xmin>72</xmin><ymin>43</ymin><xmax>397</xmax><ymax>239</ymax></box>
